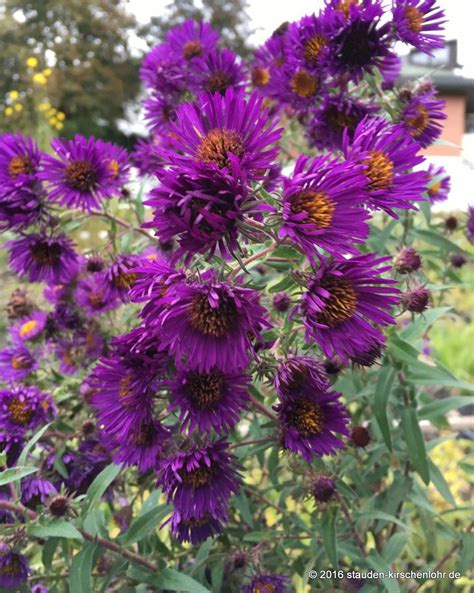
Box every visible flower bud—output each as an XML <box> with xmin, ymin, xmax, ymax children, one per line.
<box><xmin>393</xmin><ymin>247</ymin><xmax>422</xmax><ymax>274</ymax></box>
<box><xmin>48</xmin><ymin>495</ymin><xmax>70</xmax><ymax>517</ymax></box>
<box><xmin>272</xmin><ymin>292</ymin><xmax>291</xmax><ymax>312</ymax></box>
<box><xmin>324</xmin><ymin>356</ymin><xmax>344</xmax><ymax>375</ymax></box>
<box><xmin>312</xmin><ymin>476</ymin><xmax>336</xmax><ymax>502</ymax></box>
<box><xmin>401</xmin><ymin>286</ymin><xmax>430</xmax><ymax>313</ymax></box>
<box><xmin>451</xmin><ymin>253</ymin><xmax>467</xmax><ymax>268</ymax></box>
<box><xmin>445</xmin><ymin>215</ymin><xmax>458</xmax><ymax>231</ymax></box>
<box><xmin>351</xmin><ymin>426</ymin><xmax>371</xmax><ymax>447</ymax></box>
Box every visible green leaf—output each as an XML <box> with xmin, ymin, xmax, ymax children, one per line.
<box><xmin>267</xmin><ymin>275</ymin><xmax>295</xmax><ymax>293</ymax></box>
<box><xmin>82</xmin><ymin>463</ymin><xmax>121</xmax><ymax>517</ymax></box>
<box><xmin>400</xmin><ymin>407</ymin><xmax>430</xmax><ymax>485</ymax></box>
<box><xmin>42</xmin><ymin>537</ymin><xmax>59</xmax><ymax>570</ymax></box>
<box><xmin>413</xmin><ymin>228</ymin><xmax>465</xmax><ymax>253</ymax></box>
<box><xmin>357</xmin><ymin>511</ymin><xmax>411</xmax><ymax>531</ymax></box>
<box><xmin>121</xmin><ymin>504</ymin><xmax>171</xmax><ymax>545</ymax></box>
<box><xmin>155</xmin><ymin>568</ymin><xmax>211</xmax><ymax>593</ymax></box>
<box><xmin>418</xmin><ymin>396</ymin><xmax>474</xmax><ymax>420</ymax></box>
<box><xmin>233</xmin><ymin>491</ymin><xmax>254</xmax><ymax>528</ymax></box>
<box><xmin>399</xmin><ymin>307</ymin><xmax>452</xmax><ymax>343</ymax></box>
<box><xmin>428</xmin><ymin>460</ymin><xmax>456</xmax><ymax>506</ymax></box>
<box><xmin>366</xmin><ymin>551</ymin><xmax>400</xmax><ymax>593</ymax></box>
<box><xmin>69</xmin><ymin>541</ymin><xmax>98</xmax><ymax>593</ymax></box>
<box><xmin>0</xmin><ymin>466</ymin><xmax>38</xmax><ymax>486</ymax></box>
<box><xmin>30</xmin><ymin>521</ymin><xmax>84</xmax><ymax>541</ymax></box>
<box><xmin>374</xmin><ymin>366</ymin><xmax>396</xmax><ymax>451</ymax></box>
<box><xmin>211</xmin><ymin>559</ymin><xmax>225</xmax><ymax>593</ymax></box>
<box><xmin>321</xmin><ymin>506</ymin><xmax>338</xmax><ymax>568</ymax></box>
<box><xmin>382</xmin><ymin>533</ymin><xmax>407</xmax><ymax>564</ymax></box>
<box><xmin>17</xmin><ymin>423</ymin><xmax>51</xmax><ymax>466</ymax></box>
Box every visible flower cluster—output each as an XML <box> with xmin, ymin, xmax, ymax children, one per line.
<box><xmin>3</xmin><ymin>1</ymin><xmax>471</xmax><ymax>589</ymax></box>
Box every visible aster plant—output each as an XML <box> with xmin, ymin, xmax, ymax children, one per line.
<box><xmin>0</xmin><ymin>3</ymin><xmax>473</xmax><ymax>592</ymax></box>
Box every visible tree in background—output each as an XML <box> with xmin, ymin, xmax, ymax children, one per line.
<box><xmin>140</xmin><ymin>0</ymin><xmax>253</xmax><ymax>57</ymax></box>
<box><xmin>0</xmin><ymin>0</ymin><xmax>141</xmax><ymax>144</ymax></box>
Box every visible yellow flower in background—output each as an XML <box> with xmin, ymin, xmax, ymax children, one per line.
<box><xmin>26</xmin><ymin>56</ymin><xmax>38</xmax><ymax>68</ymax></box>
<box><xmin>47</xmin><ymin>108</ymin><xmax>57</xmax><ymax>117</ymax></box>
<box><xmin>38</xmin><ymin>102</ymin><xmax>50</xmax><ymax>112</ymax></box>
<box><xmin>43</xmin><ymin>68</ymin><xmax>52</xmax><ymax>77</ymax></box>
<box><xmin>14</xmin><ymin>103</ymin><xmax>23</xmax><ymax>112</ymax></box>
<box><xmin>57</xmin><ymin>112</ymin><xmax>65</xmax><ymax>121</ymax></box>
<box><xmin>9</xmin><ymin>90</ymin><xmax>19</xmax><ymax>100</ymax></box>
<box><xmin>32</xmin><ymin>72</ymin><xmax>47</xmax><ymax>85</ymax></box>
<box><xmin>4</xmin><ymin>106</ymin><xmax>14</xmax><ymax>116</ymax></box>
<box><xmin>55</xmin><ymin>122</ymin><xmax>64</xmax><ymax>131</ymax></box>
<box><xmin>49</xmin><ymin>116</ymin><xmax>58</xmax><ymax>126</ymax></box>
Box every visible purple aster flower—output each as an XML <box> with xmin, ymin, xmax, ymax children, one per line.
<box><xmin>189</xmin><ymin>48</ymin><xmax>247</xmax><ymax>94</ymax></box>
<box><xmin>467</xmin><ymin>206</ymin><xmax>474</xmax><ymax>244</ymax></box>
<box><xmin>6</xmin><ymin>232</ymin><xmax>80</xmax><ymax>284</ymax></box>
<box><xmin>167</xmin><ymin>509</ymin><xmax>226</xmax><ymax>544</ymax></box>
<box><xmin>287</xmin><ymin>14</ymin><xmax>330</xmax><ymax>71</ymax></box>
<box><xmin>344</xmin><ymin>116</ymin><xmax>427</xmax><ymax>217</ymax></box>
<box><xmin>96</xmin><ymin>139</ymin><xmax>130</xmax><ymax>188</ymax></box>
<box><xmin>161</xmin><ymin>87</ymin><xmax>282</xmax><ymax>183</ymax></box>
<box><xmin>275</xmin><ymin>356</ymin><xmax>331</xmax><ymax>399</ymax></box>
<box><xmin>0</xmin><ymin>133</ymin><xmax>42</xmax><ymax>192</ymax></box>
<box><xmin>392</xmin><ymin>0</ymin><xmax>445</xmax><ymax>54</ymax></box>
<box><xmin>129</xmin><ymin>257</ymin><xmax>184</xmax><ymax>306</ymax></box>
<box><xmin>280</xmin><ymin>154</ymin><xmax>369</xmax><ymax>260</ymax></box>
<box><xmin>145</xmin><ymin>164</ymin><xmax>251</xmax><ymax>261</ymax></box>
<box><xmin>324</xmin><ymin>0</ymin><xmax>395</xmax><ymax>82</ymax></box>
<box><xmin>144</xmin><ymin>93</ymin><xmax>179</xmax><ymax>136</ymax></box>
<box><xmin>20</xmin><ymin>477</ymin><xmax>57</xmax><ymax>508</ymax></box>
<box><xmin>274</xmin><ymin>386</ymin><xmax>349</xmax><ymax>461</ymax></box>
<box><xmin>157</xmin><ymin>439</ymin><xmax>241</xmax><ymax>520</ymax></box>
<box><xmin>40</xmin><ymin>135</ymin><xmax>125</xmax><ymax>212</ymax></box>
<box><xmin>10</xmin><ymin>311</ymin><xmax>47</xmax><ymax>342</ymax></box>
<box><xmin>90</xmin><ymin>355</ymin><xmax>155</xmax><ymax>442</ymax></box>
<box><xmin>168</xmin><ymin>367</ymin><xmax>250</xmax><ymax>434</ymax></box>
<box><xmin>76</xmin><ymin>272</ymin><xmax>120</xmax><ymax>315</ymax></box>
<box><xmin>65</xmin><ymin>437</ymin><xmax>113</xmax><ymax>495</ymax></box>
<box><xmin>0</xmin><ymin>185</ymin><xmax>42</xmax><ymax>231</ymax></box>
<box><xmin>0</xmin><ymin>385</ymin><xmax>56</xmax><ymax>432</ymax></box>
<box><xmin>399</xmin><ymin>87</ymin><xmax>446</xmax><ymax>148</ymax></box>
<box><xmin>166</xmin><ymin>19</ymin><xmax>219</xmax><ymax>62</ymax></box>
<box><xmin>250</xmin><ymin>33</ymin><xmax>289</xmax><ymax>92</ymax></box>
<box><xmin>156</xmin><ymin>271</ymin><xmax>270</xmax><ymax>372</ymax></box>
<box><xmin>0</xmin><ymin>429</ymin><xmax>24</xmax><ymax>467</ymax></box>
<box><xmin>139</xmin><ymin>42</ymin><xmax>186</xmax><ymax>93</ymax></box>
<box><xmin>110</xmin><ymin>418</ymin><xmax>171</xmax><ymax>472</ymax></box>
<box><xmin>105</xmin><ymin>254</ymin><xmax>143</xmax><ymax>302</ymax></box>
<box><xmin>266</xmin><ymin>59</ymin><xmax>322</xmax><ymax>110</ymax></box>
<box><xmin>300</xmin><ymin>253</ymin><xmax>400</xmax><ymax>361</ymax></box>
<box><xmin>0</xmin><ymin>545</ymin><xmax>30</xmax><ymax>589</ymax></box>
<box><xmin>425</xmin><ymin>164</ymin><xmax>450</xmax><ymax>203</ymax></box>
<box><xmin>131</xmin><ymin>136</ymin><xmax>164</xmax><ymax>177</ymax></box>
<box><xmin>0</xmin><ymin>343</ymin><xmax>37</xmax><ymax>382</ymax></box>
<box><xmin>241</xmin><ymin>574</ymin><xmax>291</xmax><ymax>593</ymax></box>
<box><xmin>306</xmin><ymin>94</ymin><xmax>379</xmax><ymax>151</ymax></box>
<box><xmin>32</xmin><ymin>584</ymin><xmax>49</xmax><ymax>593</ymax></box>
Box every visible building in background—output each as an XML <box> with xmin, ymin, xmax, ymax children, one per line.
<box><xmin>400</xmin><ymin>41</ymin><xmax>474</xmax><ymax>211</ymax></box>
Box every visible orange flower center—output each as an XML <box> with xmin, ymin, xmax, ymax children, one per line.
<box><xmin>196</xmin><ymin>128</ymin><xmax>245</xmax><ymax>170</ymax></box>
<box><xmin>8</xmin><ymin>155</ymin><xmax>35</xmax><ymax>179</ymax></box>
<box><xmin>288</xmin><ymin>399</ymin><xmax>324</xmax><ymax>437</ymax></box>
<box><xmin>316</xmin><ymin>275</ymin><xmax>358</xmax><ymax>327</ymax></box>
<box><xmin>404</xmin><ymin>6</ymin><xmax>424</xmax><ymax>33</ymax></box>
<box><xmin>364</xmin><ymin>150</ymin><xmax>394</xmax><ymax>191</ymax></box>
<box><xmin>290</xmin><ymin>190</ymin><xmax>335</xmax><ymax>228</ymax></box>
<box><xmin>303</xmin><ymin>34</ymin><xmax>327</xmax><ymax>64</ymax></box>
<box><xmin>290</xmin><ymin>70</ymin><xmax>318</xmax><ymax>97</ymax></box>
